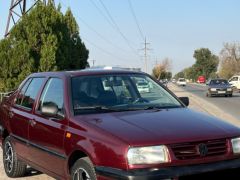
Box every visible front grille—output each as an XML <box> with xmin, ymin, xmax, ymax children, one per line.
<box><xmin>170</xmin><ymin>139</ymin><xmax>227</xmax><ymax>160</ymax></box>
<box><xmin>216</xmin><ymin>88</ymin><xmax>226</xmax><ymax>91</ymax></box>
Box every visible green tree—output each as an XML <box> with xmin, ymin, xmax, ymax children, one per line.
<box><xmin>174</xmin><ymin>71</ymin><xmax>185</xmax><ymax>79</ymax></box>
<box><xmin>193</xmin><ymin>48</ymin><xmax>219</xmax><ymax>79</ymax></box>
<box><xmin>219</xmin><ymin>42</ymin><xmax>240</xmax><ymax>79</ymax></box>
<box><xmin>0</xmin><ymin>2</ymin><xmax>89</xmax><ymax>91</ymax></box>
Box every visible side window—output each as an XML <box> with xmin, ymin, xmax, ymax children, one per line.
<box><xmin>38</xmin><ymin>78</ymin><xmax>64</xmax><ymax>115</ymax></box>
<box><xmin>20</xmin><ymin>78</ymin><xmax>45</xmax><ymax>109</ymax></box>
<box><xmin>230</xmin><ymin>77</ymin><xmax>238</xmax><ymax>81</ymax></box>
<box><xmin>16</xmin><ymin>78</ymin><xmax>32</xmax><ymax>105</ymax></box>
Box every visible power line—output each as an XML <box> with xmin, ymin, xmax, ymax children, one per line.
<box><xmin>98</xmin><ymin>0</ymin><xmax>140</xmax><ymax>57</ymax></box>
<box><xmin>82</xmin><ymin>37</ymin><xmax>128</xmax><ymax>62</ymax></box>
<box><xmin>60</xmin><ymin>0</ymin><xmax>132</xmax><ymax>55</ymax></box>
<box><xmin>127</xmin><ymin>0</ymin><xmax>145</xmax><ymax>41</ymax></box>
<box><xmin>89</xmin><ymin>0</ymin><xmax>115</xmax><ymax>28</ymax></box>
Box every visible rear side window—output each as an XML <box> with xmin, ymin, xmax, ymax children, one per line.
<box><xmin>20</xmin><ymin>78</ymin><xmax>45</xmax><ymax>109</ymax></box>
<box><xmin>38</xmin><ymin>78</ymin><xmax>64</xmax><ymax>114</ymax></box>
<box><xmin>16</xmin><ymin>78</ymin><xmax>32</xmax><ymax>105</ymax></box>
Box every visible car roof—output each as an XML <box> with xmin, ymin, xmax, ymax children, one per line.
<box><xmin>30</xmin><ymin>69</ymin><xmax>145</xmax><ymax>78</ymax></box>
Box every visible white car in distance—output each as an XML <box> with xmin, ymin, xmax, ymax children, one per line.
<box><xmin>177</xmin><ymin>78</ymin><xmax>187</xmax><ymax>86</ymax></box>
<box><xmin>229</xmin><ymin>75</ymin><xmax>240</xmax><ymax>92</ymax></box>
<box><xmin>137</xmin><ymin>81</ymin><xmax>150</xmax><ymax>93</ymax></box>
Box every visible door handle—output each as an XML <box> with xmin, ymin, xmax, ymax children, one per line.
<box><xmin>29</xmin><ymin>119</ymin><xmax>37</xmax><ymax>127</ymax></box>
<box><xmin>9</xmin><ymin>111</ymin><xmax>14</xmax><ymax>118</ymax></box>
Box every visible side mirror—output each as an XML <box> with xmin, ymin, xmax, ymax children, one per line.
<box><xmin>41</xmin><ymin>102</ymin><xmax>64</xmax><ymax>119</ymax></box>
<box><xmin>179</xmin><ymin>97</ymin><xmax>189</xmax><ymax>107</ymax></box>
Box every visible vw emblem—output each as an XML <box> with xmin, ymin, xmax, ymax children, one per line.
<box><xmin>198</xmin><ymin>143</ymin><xmax>208</xmax><ymax>156</ymax></box>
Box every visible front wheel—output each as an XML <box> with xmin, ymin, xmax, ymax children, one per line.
<box><xmin>71</xmin><ymin>157</ymin><xmax>96</xmax><ymax>180</ymax></box>
<box><xmin>3</xmin><ymin>136</ymin><xmax>27</xmax><ymax>177</ymax></box>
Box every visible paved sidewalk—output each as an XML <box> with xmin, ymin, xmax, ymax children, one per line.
<box><xmin>168</xmin><ymin>83</ymin><xmax>240</xmax><ymax>127</ymax></box>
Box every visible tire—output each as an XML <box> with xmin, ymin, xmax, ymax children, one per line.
<box><xmin>70</xmin><ymin>157</ymin><xmax>96</xmax><ymax>180</ymax></box>
<box><xmin>206</xmin><ymin>92</ymin><xmax>211</xmax><ymax>97</ymax></box>
<box><xmin>229</xmin><ymin>94</ymin><xmax>233</xmax><ymax>97</ymax></box>
<box><xmin>3</xmin><ymin>136</ymin><xmax>27</xmax><ymax>177</ymax></box>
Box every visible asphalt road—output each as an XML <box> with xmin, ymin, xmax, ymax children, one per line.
<box><xmin>176</xmin><ymin>83</ymin><xmax>240</xmax><ymax>120</ymax></box>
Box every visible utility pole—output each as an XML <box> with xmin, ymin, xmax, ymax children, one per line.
<box><xmin>140</xmin><ymin>37</ymin><xmax>151</xmax><ymax>73</ymax></box>
<box><xmin>5</xmin><ymin>0</ymin><xmax>53</xmax><ymax>37</ymax></box>
<box><xmin>91</xmin><ymin>60</ymin><xmax>96</xmax><ymax>67</ymax></box>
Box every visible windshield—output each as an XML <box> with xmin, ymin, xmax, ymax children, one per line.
<box><xmin>179</xmin><ymin>79</ymin><xmax>185</xmax><ymax>82</ymax></box>
<box><xmin>210</xmin><ymin>79</ymin><xmax>228</xmax><ymax>85</ymax></box>
<box><xmin>71</xmin><ymin>74</ymin><xmax>182</xmax><ymax>114</ymax></box>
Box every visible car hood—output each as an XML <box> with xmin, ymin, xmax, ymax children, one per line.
<box><xmin>75</xmin><ymin>108</ymin><xmax>240</xmax><ymax>146</ymax></box>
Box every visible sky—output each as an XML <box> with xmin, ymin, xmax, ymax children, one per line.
<box><xmin>0</xmin><ymin>0</ymin><xmax>240</xmax><ymax>74</ymax></box>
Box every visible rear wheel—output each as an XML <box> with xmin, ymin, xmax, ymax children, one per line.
<box><xmin>3</xmin><ymin>136</ymin><xmax>27</xmax><ymax>177</ymax></box>
<box><xmin>71</xmin><ymin>157</ymin><xmax>96</xmax><ymax>180</ymax></box>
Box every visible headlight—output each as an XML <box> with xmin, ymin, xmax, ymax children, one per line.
<box><xmin>127</xmin><ymin>145</ymin><xmax>169</xmax><ymax>165</ymax></box>
<box><xmin>231</xmin><ymin>137</ymin><xmax>240</xmax><ymax>154</ymax></box>
<box><xmin>227</xmin><ymin>88</ymin><xmax>232</xmax><ymax>91</ymax></box>
<box><xmin>210</xmin><ymin>88</ymin><xmax>217</xmax><ymax>91</ymax></box>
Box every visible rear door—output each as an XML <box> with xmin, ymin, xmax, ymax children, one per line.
<box><xmin>28</xmin><ymin>77</ymin><xmax>67</xmax><ymax>177</ymax></box>
<box><xmin>10</xmin><ymin>77</ymin><xmax>45</xmax><ymax>159</ymax></box>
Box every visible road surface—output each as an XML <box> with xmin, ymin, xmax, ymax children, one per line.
<box><xmin>177</xmin><ymin>83</ymin><xmax>240</xmax><ymax>120</ymax></box>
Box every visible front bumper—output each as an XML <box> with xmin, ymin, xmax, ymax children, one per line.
<box><xmin>209</xmin><ymin>90</ymin><xmax>232</xmax><ymax>96</ymax></box>
<box><xmin>95</xmin><ymin>158</ymin><xmax>240</xmax><ymax>180</ymax></box>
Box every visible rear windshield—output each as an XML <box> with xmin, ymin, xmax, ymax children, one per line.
<box><xmin>71</xmin><ymin>74</ymin><xmax>182</xmax><ymax>115</ymax></box>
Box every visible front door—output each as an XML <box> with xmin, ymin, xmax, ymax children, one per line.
<box><xmin>10</xmin><ymin>77</ymin><xmax>45</xmax><ymax>159</ymax></box>
<box><xmin>28</xmin><ymin>77</ymin><xmax>67</xmax><ymax>177</ymax></box>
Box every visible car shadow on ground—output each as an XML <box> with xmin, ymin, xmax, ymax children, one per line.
<box><xmin>24</xmin><ymin>167</ymin><xmax>43</xmax><ymax>177</ymax></box>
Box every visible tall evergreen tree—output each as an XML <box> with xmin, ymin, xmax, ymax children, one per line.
<box><xmin>0</xmin><ymin>2</ymin><xmax>89</xmax><ymax>91</ymax></box>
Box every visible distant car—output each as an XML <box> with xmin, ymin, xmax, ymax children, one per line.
<box><xmin>197</xmin><ymin>76</ymin><xmax>206</xmax><ymax>84</ymax></box>
<box><xmin>160</xmin><ymin>79</ymin><xmax>168</xmax><ymax>87</ymax></box>
<box><xmin>137</xmin><ymin>81</ymin><xmax>150</xmax><ymax>93</ymax></box>
<box><xmin>206</xmin><ymin>79</ymin><xmax>233</xmax><ymax>97</ymax></box>
<box><xmin>177</xmin><ymin>78</ymin><xmax>186</xmax><ymax>86</ymax></box>
<box><xmin>229</xmin><ymin>75</ymin><xmax>240</xmax><ymax>92</ymax></box>
<box><xmin>172</xmin><ymin>78</ymin><xmax>176</xmax><ymax>83</ymax></box>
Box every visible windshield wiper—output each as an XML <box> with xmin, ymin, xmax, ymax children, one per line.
<box><xmin>144</xmin><ymin>105</ymin><xmax>181</xmax><ymax>110</ymax></box>
<box><xmin>74</xmin><ymin>106</ymin><xmax>118</xmax><ymax>112</ymax></box>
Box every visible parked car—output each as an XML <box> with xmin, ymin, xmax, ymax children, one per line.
<box><xmin>1</xmin><ymin>70</ymin><xmax>240</xmax><ymax>180</ymax></box>
<box><xmin>177</xmin><ymin>78</ymin><xmax>187</xmax><ymax>86</ymax></box>
<box><xmin>197</xmin><ymin>76</ymin><xmax>206</xmax><ymax>84</ymax></box>
<box><xmin>136</xmin><ymin>80</ymin><xmax>150</xmax><ymax>93</ymax></box>
<box><xmin>229</xmin><ymin>75</ymin><xmax>240</xmax><ymax>92</ymax></box>
<box><xmin>206</xmin><ymin>79</ymin><xmax>233</xmax><ymax>97</ymax></box>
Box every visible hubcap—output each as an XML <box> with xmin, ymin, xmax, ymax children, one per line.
<box><xmin>4</xmin><ymin>142</ymin><xmax>14</xmax><ymax>173</ymax></box>
<box><xmin>73</xmin><ymin>168</ymin><xmax>91</xmax><ymax>180</ymax></box>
